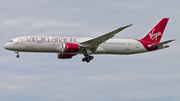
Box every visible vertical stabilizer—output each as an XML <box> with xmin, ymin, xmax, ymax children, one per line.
<box><xmin>141</xmin><ymin>18</ymin><xmax>169</xmax><ymax>43</ymax></box>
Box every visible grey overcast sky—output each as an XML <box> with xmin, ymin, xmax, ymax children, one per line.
<box><xmin>0</xmin><ymin>0</ymin><xmax>180</xmax><ymax>101</ymax></box>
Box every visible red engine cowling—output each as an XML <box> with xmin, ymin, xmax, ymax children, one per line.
<box><xmin>62</xmin><ymin>43</ymin><xmax>79</xmax><ymax>53</ymax></box>
<box><xmin>57</xmin><ymin>53</ymin><xmax>75</xmax><ymax>59</ymax></box>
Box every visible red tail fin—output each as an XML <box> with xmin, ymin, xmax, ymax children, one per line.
<box><xmin>141</xmin><ymin>18</ymin><xmax>169</xmax><ymax>43</ymax></box>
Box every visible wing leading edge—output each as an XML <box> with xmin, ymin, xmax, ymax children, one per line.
<box><xmin>79</xmin><ymin>24</ymin><xmax>132</xmax><ymax>53</ymax></box>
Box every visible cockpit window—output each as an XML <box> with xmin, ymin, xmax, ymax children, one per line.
<box><xmin>8</xmin><ymin>40</ymin><xmax>13</xmax><ymax>42</ymax></box>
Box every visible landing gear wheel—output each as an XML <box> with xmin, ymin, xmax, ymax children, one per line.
<box><xmin>16</xmin><ymin>55</ymin><xmax>20</xmax><ymax>58</ymax></box>
<box><xmin>82</xmin><ymin>54</ymin><xmax>94</xmax><ymax>63</ymax></box>
<box><xmin>89</xmin><ymin>56</ymin><xmax>94</xmax><ymax>60</ymax></box>
<box><xmin>86</xmin><ymin>59</ymin><xmax>90</xmax><ymax>63</ymax></box>
<box><xmin>15</xmin><ymin>51</ymin><xmax>20</xmax><ymax>58</ymax></box>
<box><xmin>82</xmin><ymin>58</ymin><xmax>86</xmax><ymax>62</ymax></box>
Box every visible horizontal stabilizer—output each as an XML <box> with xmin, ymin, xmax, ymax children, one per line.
<box><xmin>149</xmin><ymin>39</ymin><xmax>175</xmax><ymax>47</ymax></box>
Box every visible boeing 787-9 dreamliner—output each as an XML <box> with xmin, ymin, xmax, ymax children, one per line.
<box><xmin>4</xmin><ymin>18</ymin><xmax>174</xmax><ymax>63</ymax></box>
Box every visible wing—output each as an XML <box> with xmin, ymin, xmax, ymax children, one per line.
<box><xmin>79</xmin><ymin>24</ymin><xmax>132</xmax><ymax>54</ymax></box>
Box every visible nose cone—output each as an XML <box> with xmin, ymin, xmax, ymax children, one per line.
<box><xmin>4</xmin><ymin>43</ymin><xmax>8</xmax><ymax>49</ymax></box>
<box><xmin>4</xmin><ymin>43</ymin><xmax>14</xmax><ymax>50</ymax></box>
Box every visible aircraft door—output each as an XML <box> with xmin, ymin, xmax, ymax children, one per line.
<box><xmin>18</xmin><ymin>38</ymin><xmax>23</xmax><ymax>45</ymax></box>
<box><xmin>135</xmin><ymin>42</ymin><xmax>140</xmax><ymax>48</ymax></box>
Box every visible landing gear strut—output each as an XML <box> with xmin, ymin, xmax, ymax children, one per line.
<box><xmin>82</xmin><ymin>54</ymin><xmax>94</xmax><ymax>63</ymax></box>
<box><xmin>15</xmin><ymin>51</ymin><xmax>20</xmax><ymax>58</ymax></box>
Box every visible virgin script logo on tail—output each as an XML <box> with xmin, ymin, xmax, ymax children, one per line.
<box><xmin>149</xmin><ymin>29</ymin><xmax>161</xmax><ymax>41</ymax></box>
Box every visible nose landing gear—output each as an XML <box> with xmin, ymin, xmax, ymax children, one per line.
<box><xmin>15</xmin><ymin>51</ymin><xmax>20</xmax><ymax>58</ymax></box>
<box><xmin>82</xmin><ymin>54</ymin><xmax>94</xmax><ymax>63</ymax></box>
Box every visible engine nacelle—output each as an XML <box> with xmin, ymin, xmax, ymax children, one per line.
<box><xmin>62</xmin><ymin>43</ymin><xmax>79</xmax><ymax>53</ymax></box>
<box><xmin>57</xmin><ymin>53</ymin><xmax>74</xmax><ymax>59</ymax></box>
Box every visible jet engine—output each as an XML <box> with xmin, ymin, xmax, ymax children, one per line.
<box><xmin>62</xmin><ymin>43</ymin><xmax>80</xmax><ymax>53</ymax></box>
<box><xmin>57</xmin><ymin>53</ymin><xmax>75</xmax><ymax>59</ymax></box>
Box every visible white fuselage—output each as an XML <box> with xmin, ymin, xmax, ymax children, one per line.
<box><xmin>3</xmin><ymin>18</ymin><xmax>173</xmax><ymax>63</ymax></box>
<box><xmin>4</xmin><ymin>36</ymin><xmax>150</xmax><ymax>55</ymax></box>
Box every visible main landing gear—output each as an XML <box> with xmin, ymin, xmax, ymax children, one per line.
<box><xmin>82</xmin><ymin>54</ymin><xmax>94</xmax><ymax>63</ymax></box>
<box><xmin>15</xmin><ymin>51</ymin><xmax>20</xmax><ymax>58</ymax></box>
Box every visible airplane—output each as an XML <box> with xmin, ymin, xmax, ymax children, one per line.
<box><xmin>4</xmin><ymin>18</ymin><xmax>175</xmax><ymax>63</ymax></box>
